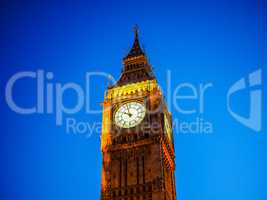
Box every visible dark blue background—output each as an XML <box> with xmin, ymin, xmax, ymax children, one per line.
<box><xmin>1</xmin><ymin>0</ymin><xmax>266</xmax><ymax>200</ymax></box>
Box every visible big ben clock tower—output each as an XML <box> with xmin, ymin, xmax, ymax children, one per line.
<box><xmin>100</xmin><ymin>27</ymin><xmax>176</xmax><ymax>200</ymax></box>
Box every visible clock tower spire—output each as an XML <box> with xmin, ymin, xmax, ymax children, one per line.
<box><xmin>100</xmin><ymin>27</ymin><xmax>177</xmax><ymax>200</ymax></box>
<box><xmin>115</xmin><ymin>26</ymin><xmax>154</xmax><ymax>87</ymax></box>
<box><xmin>123</xmin><ymin>24</ymin><xmax>144</xmax><ymax>60</ymax></box>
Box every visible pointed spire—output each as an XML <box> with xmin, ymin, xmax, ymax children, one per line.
<box><xmin>123</xmin><ymin>25</ymin><xmax>145</xmax><ymax>60</ymax></box>
<box><xmin>113</xmin><ymin>26</ymin><xmax>154</xmax><ymax>87</ymax></box>
<box><xmin>134</xmin><ymin>24</ymin><xmax>139</xmax><ymax>40</ymax></box>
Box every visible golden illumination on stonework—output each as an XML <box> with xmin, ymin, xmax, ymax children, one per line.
<box><xmin>105</xmin><ymin>79</ymin><xmax>160</xmax><ymax>100</ymax></box>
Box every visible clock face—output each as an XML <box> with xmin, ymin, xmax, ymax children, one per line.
<box><xmin>114</xmin><ymin>102</ymin><xmax>146</xmax><ymax>128</ymax></box>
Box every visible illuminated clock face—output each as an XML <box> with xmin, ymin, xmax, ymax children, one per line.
<box><xmin>114</xmin><ymin>102</ymin><xmax>146</xmax><ymax>128</ymax></box>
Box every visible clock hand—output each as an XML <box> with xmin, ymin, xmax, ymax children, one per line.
<box><xmin>123</xmin><ymin>111</ymin><xmax>132</xmax><ymax>117</ymax></box>
<box><xmin>125</xmin><ymin>105</ymin><xmax>132</xmax><ymax>117</ymax></box>
<box><xmin>126</xmin><ymin>104</ymin><xmax>130</xmax><ymax>113</ymax></box>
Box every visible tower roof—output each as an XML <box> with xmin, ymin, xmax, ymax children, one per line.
<box><xmin>123</xmin><ymin>25</ymin><xmax>145</xmax><ymax>60</ymax></box>
<box><xmin>112</xmin><ymin>26</ymin><xmax>155</xmax><ymax>87</ymax></box>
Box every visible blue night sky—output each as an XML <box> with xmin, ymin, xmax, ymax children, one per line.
<box><xmin>0</xmin><ymin>0</ymin><xmax>266</xmax><ymax>200</ymax></box>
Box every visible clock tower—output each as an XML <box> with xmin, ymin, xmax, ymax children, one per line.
<box><xmin>100</xmin><ymin>27</ymin><xmax>176</xmax><ymax>200</ymax></box>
